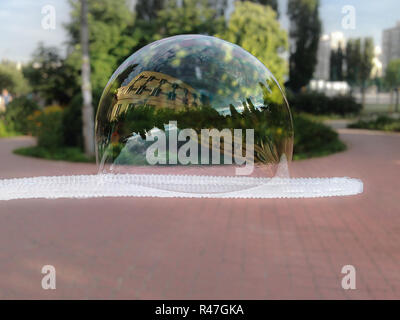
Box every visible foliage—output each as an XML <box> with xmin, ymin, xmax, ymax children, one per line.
<box><xmin>14</xmin><ymin>146</ymin><xmax>95</xmax><ymax>163</ymax></box>
<box><xmin>27</xmin><ymin>105</ymin><xmax>64</xmax><ymax>149</ymax></box>
<box><xmin>385</xmin><ymin>59</ymin><xmax>400</xmax><ymax>112</ymax></box>
<box><xmin>348</xmin><ymin>115</ymin><xmax>400</xmax><ymax>132</ymax></box>
<box><xmin>65</xmin><ymin>0</ymin><xmax>137</xmax><ymax>101</ymax></box>
<box><xmin>288</xmin><ymin>91</ymin><xmax>362</xmax><ymax>115</ymax></box>
<box><xmin>245</xmin><ymin>0</ymin><xmax>279</xmax><ymax>15</ymax></box>
<box><xmin>330</xmin><ymin>44</ymin><xmax>344</xmax><ymax>81</ymax></box>
<box><xmin>292</xmin><ymin>113</ymin><xmax>346</xmax><ymax>160</ymax></box>
<box><xmin>4</xmin><ymin>96</ymin><xmax>40</xmax><ymax>134</ymax></box>
<box><xmin>385</xmin><ymin>59</ymin><xmax>400</xmax><ymax>89</ymax></box>
<box><xmin>287</xmin><ymin>0</ymin><xmax>321</xmax><ymax>92</ymax></box>
<box><xmin>0</xmin><ymin>120</ymin><xmax>18</xmax><ymax>138</ymax></box>
<box><xmin>155</xmin><ymin>0</ymin><xmax>225</xmax><ymax>38</ymax></box>
<box><xmin>217</xmin><ymin>1</ymin><xmax>288</xmax><ymax>84</ymax></box>
<box><xmin>0</xmin><ymin>61</ymin><xmax>30</xmax><ymax>96</ymax></box>
<box><xmin>23</xmin><ymin>44</ymin><xmax>78</xmax><ymax>105</ymax></box>
<box><xmin>135</xmin><ymin>0</ymin><xmax>165</xmax><ymax>21</ymax></box>
<box><xmin>62</xmin><ymin>94</ymin><xmax>83</xmax><ymax>148</ymax></box>
<box><xmin>345</xmin><ymin>38</ymin><xmax>374</xmax><ymax>89</ymax></box>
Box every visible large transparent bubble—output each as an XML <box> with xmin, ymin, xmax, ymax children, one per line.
<box><xmin>0</xmin><ymin>35</ymin><xmax>363</xmax><ymax>201</ymax></box>
<box><xmin>95</xmin><ymin>35</ymin><xmax>294</xmax><ymax>193</ymax></box>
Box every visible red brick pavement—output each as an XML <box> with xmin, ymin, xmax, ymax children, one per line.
<box><xmin>0</xmin><ymin>130</ymin><xmax>399</xmax><ymax>299</ymax></box>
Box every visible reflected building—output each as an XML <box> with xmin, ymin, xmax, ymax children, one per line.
<box><xmin>110</xmin><ymin>71</ymin><xmax>200</xmax><ymax>120</ymax></box>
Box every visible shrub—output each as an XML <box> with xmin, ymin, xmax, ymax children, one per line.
<box><xmin>4</xmin><ymin>96</ymin><xmax>39</xmax><ymax>134</ymax></box>
<box><xmin>288</xmin><ymin>92</ymin><xmax>362</xmax><ymax>116</ymax></box>
<box><xmin>0</xmin><ymin>120</ymin><xmax>18</xmax><ymax>137</ymax></box>
<box><xmin>293</xmin><ymin>113</ymin><xmax>346</xmax><ymax>159</ymax></box>
<box><xmin>28</xmin><ymin>105</ymin><xmax>64</xmax><ymax>148</ymax></box>
<box><xmin>62</xmin><ymin>94</ymin><xmax>83</xmax><ymax>147</ymax></box>
<box><xmin>348</xmin><ymin>115</ymin><xmax>400</xmax><ymax>132</ymax></box>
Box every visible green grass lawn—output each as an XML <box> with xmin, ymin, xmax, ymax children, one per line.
<box><xmin>13</xmin><ymin>146</ymin><xmax>96</xmax><ymax>163</ymax></box>
<box><xmin>348</xmin><ymin>115</ymin><xmax>400</xmax><ymax>132</ymax></box>
<box><xmin>0</xmin><ymin>120</ymin><xmax>19</xmax><ymax>138</ymax></box>
<box><xmin>362</xmin><ymin>103</ymin><xmax>394</xmax><ymax>114</ymax></box>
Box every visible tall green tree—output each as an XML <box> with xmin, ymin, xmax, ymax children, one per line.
<box><xmin>155</xmin><ymin>0</ymin><xmax>224</xmax><ymax>38</ymax></box>
<box><xmin>218</xmin><ymin>1</ymin><xmax>287</xmax><ymax>84</ymax></box>
<box><xmin>65</xmin><ymin>0</ymin><xmax>136</xmax><ymax>100</ymax></box>
<box><xmin>240</xmin><ymin>0</ymin><xmax>279</xmax><ymax>15</ymax></box>
<box><xmin>23</xmin><ymin>44</ymin><xmax>76</xmax><ymax>105</ymax></box>
<box><xmin>385</xmin><ymin>59</ymin><xmax>400</xmax><ymax>112</ymax></box>
<box><xmin>287</xmin><ymin>0</ymin><xmax>321</xmax><ymax>92</ymax></box>
<box><xmin>345</xmin><ymin>37</ymin><xmax>374</xmax><ymax>106</ymax></box>
<box><xmin>330</xmin><ymin>44</ymin><xmax>344</xmax><ymax>81</ymax></box>
<box><xmin>359</xmin><ymin>37</ymin><xmax>374</xmax><ymax>106</ymax></box>
<box><xmin>345</xmin><ymin>38</ymin><xmax>361</xmax><ymax>86</ymax></box>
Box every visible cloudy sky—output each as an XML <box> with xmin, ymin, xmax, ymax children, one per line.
<box><xmin>0</xmin><ymin>0</ymin><xmax>399</xmax><ymax>62</ymax></box>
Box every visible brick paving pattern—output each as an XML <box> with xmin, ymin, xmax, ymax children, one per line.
<box><xmin>0</xmin><ymin>129</ymin><xmax>399</xmax><ymax>299</ymax></box>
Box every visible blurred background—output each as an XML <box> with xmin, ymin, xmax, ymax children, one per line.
<box><xmin>0</xmin><ymin>0</ymin><xmax>399</xmax><ymax>161</ymax></box>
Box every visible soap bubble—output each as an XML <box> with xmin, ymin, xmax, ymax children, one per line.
<box><xmin>95</xmin><ymin>35</ymin><xmax>293</xmax><ymax>189</ymax></box>
<box><xmin>0</xmin><ymin>36</ymin><xmax>363</xmax><ymax>200</ymax></box>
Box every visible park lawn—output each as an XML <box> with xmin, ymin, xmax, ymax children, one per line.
<box><xmin>13</xmin><ymin>146</ymin><xmax>95</xmax><ymax>163</ymax></box>
<box><xmin>348</xmin><ymin>115</ymin><xmax>400</xmax><ymax>132</ymax></box>
<box><xmin>0</xmin><ymin>120</ymin><xmax>19</xmax><ymax>138</ymax></box>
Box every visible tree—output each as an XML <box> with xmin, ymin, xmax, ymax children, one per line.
<box><xmin>155</xmin><ymin>0</ymin><xmax>224</xmax><ymax>38</ymax></box>
<box><xmin>135</xmin><ymin>0</ymin><xmax>165</xmax><ymax>21</ymax></box>
<box><xmin>345</xmin><ymin>38</ymin><xmax>360</xmax><ymax>87</ymax></box>
<box><xmin>217</xmin><ymin>1</ymin><xmax>288</xmax><ymax>84</ymax></box>
<box><xmin>359</xmin><ymin>38</ymin><xmax>374</xmax><ymax>106</ymax></box>
<box><xmin>23</xmin><ymin>44</ymin><xmax>77</xmax><ymax>105</ymax></box>
<box><xmin>240</xmin><ymin>0</ymin><xmax>279</xmax><ymax>15</ymax></box>
<box><xmin>0</xmin><ymin>61</ymin><xmax>30</xmax><ymax>96</ymax></box>
<box><xmin>330</xmin><ymin>44</ymin><xmax>344</xmax><ymax>81</ymax></box>
<box><xmin>385</xmin><ymin>59</ymin><xmax>400</xmax><ymax>112</ymax></box>
<box><xmin>287</xmin><ymin>0</ymin><xmax>321</xmax><ymax>92</ymax></box>
<box><xmin>65</xmin><ymin>0</ymin><xmax>136</xmax><ymax>100</ymax></box>
<box><xmin>345</xmin><ymin>37</ymin><xmax>374</xmax><ymax>107</ymax></box>
<box><xmin>80</xmin><ymin>0</ymin><xmax>95</xmax><ymax>156</ymax></box>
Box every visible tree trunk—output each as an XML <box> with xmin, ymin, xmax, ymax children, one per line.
<box><xmin>396</xmin><ymin>88</ymin><xmax>399</xmax><ymax>113</ymax></box>
<box><xmin>361</xmin><ymin>85</ymin><xmax>366</xmax><ymax>110</ymax></box>
<box><xmin>80</xmin><ymin>0</ymin><xmax>95</xmax><ymax>157</ymax></box>
<box><xmin>390</xmin><ymin>89</ymin><xmax>393</xmax><ymax>111</ymax></box>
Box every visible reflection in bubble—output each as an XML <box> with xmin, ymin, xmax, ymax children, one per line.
<box><xmin>96</xmin><ymin>35</ymin><xmax>294</xmax><ymax>189</ymax></box>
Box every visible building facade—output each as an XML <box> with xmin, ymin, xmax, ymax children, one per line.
<box><xmin>382</xmin><ymin>21</ymin><xmax>400</xmax><ymax>72</ymax></box>
<box><xmin>313</xmin><ymin>32</ymin><xmax>346</xmax><ymax>81</ymax></box>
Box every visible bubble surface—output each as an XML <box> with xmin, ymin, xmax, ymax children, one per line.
<box><xmin>95</xmin><ymin>35</ymin><xmax>294</xmax><ymax>193</ymax></box>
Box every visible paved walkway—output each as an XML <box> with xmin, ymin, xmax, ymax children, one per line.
<box><xmin>0</xmin><ymin>130</ymin><xmax>399</xmax><ymax>299</ymax></box>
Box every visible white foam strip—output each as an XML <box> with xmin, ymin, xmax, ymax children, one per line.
<box><xmin>0</xmin><ymin>174</ymin><xmax>363</xmax><ymax>200</ymax></box>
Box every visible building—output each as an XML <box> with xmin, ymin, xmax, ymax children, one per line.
<box><xmin>382</xmin><ymin>21</ymin><xmax>400</xmax><ymax>72</ymax></box>
<box><xmin>313</xmin><ymin>32</ymin><xmax>346</xmax><ymax>81</ymax></box>
<box><xmin>110</xmin><ymin>71</ymin><xmax>200</xmax><ymax>121</ymax></box>
<box><xmin>314</xmin><ymin>34</ymin><xmax>331</xmax><ymax>80</ymax></box>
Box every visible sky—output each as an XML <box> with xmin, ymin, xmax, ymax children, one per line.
<box><xmin>0</xmin><ymin>0</ymin><xmax>399</xmax><ymax>63</ymax></box>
